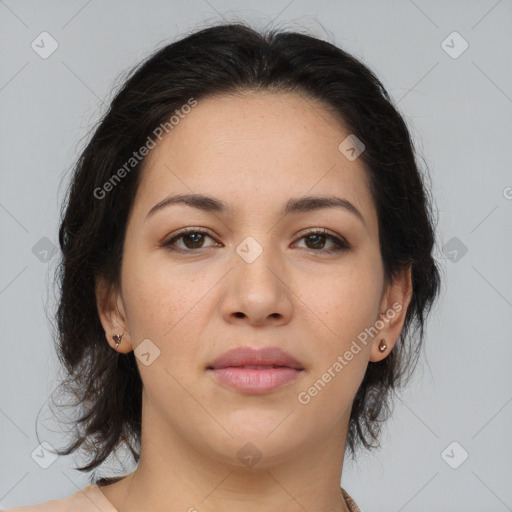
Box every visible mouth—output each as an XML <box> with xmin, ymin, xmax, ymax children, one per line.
<box><xmin>206</xmin><ymin>346</ymin><xmax>305</xmax><ymax>395</ymax></box>
<box><xmin>219</xmin><ymin>365</ymin><xmax>292</xmax><ymax>369</ymax></box>
<box><xmin>207</xmin><ymin>366</ymin><xmax>304</xmax><ymax>395</ymax></box>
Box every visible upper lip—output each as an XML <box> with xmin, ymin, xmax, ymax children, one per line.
<box><xmin>207</xmin><ymin>346</ymin><xmax>304</xmax><ymax>370</ymax></box>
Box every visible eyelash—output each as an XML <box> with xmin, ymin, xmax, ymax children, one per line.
<box><xmin>162</xmin><ymin>227</ymin><xmax>350</xmax><ymax>254</ymax></box>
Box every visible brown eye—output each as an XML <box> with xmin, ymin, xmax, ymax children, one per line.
<box><xmin>181</xmin><ymin>232</ymin><xmax>207</xmax><ymax>249</ymax></box>
<box><xmin>305</xmin><ymin>233</ymin><xmax>327</xmax><ymax>250</ymax></box>
<box><xmin>162</xmin><ymin>229</ymin><xmax>218</xmax><ymax>251</ymax></box>
<box><xmin>295</xmin><ymin>230</ymin><xmax>350</xmax><ymax>253</ymax></box>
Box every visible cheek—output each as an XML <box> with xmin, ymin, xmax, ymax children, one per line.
<box><xmin>294</xmin><ymin>263</ymin><xmax>380</xmax><ymax>408</ymax></box>
<box><xmin>121</xmin><ymin>252</ymin><xmax>219</xmax><ymax>351</ymax></box>
<box><xmin>296</xmin><ymin>275</ymin><xmax>376</xmax><ymax>416</ymax></box>
<box><xmin>305</xmin><ymin>263</ymin><xmax>382</xmax><ymax>340</ymax></box>
<box><xmin>120</xmin><ymin>264</ymin><xmax>212</xmax><ymax>400</ymax></box>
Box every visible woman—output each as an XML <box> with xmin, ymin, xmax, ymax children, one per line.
<box><xmin>6</xmin><ymin>21</ymin><xmax>441</xmax><ymax>512</ymax></box>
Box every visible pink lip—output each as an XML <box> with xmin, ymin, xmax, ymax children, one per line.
<box><xmin>209</xmin><ymin>367</ymin><xmax>303</xmax><ymax>394</ymax></box>
<box><xmin>207</xmin><ymin>346</ymin><xmax>304</xmax><ymax>370</ymax></box>
<box><xmin>206</xmin><ymin>346</ymin><xmax>305</xmax><ymax>395</ymax></box>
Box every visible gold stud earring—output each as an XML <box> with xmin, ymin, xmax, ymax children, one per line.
<box><xmin>378</xmin><ymin>338</ymin><xmax>387</xmax><ymax>352</ymax></box>
<box><xmin>112</xmin><ymin>333</ymin><xmax>124</xmax><ymax>350</ymax></box>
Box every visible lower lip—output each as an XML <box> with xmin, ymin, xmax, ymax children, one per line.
<box><xmin>208</xmin><ymin>367</ymin><xmax>303</xmax><ymax>394</ymax></box>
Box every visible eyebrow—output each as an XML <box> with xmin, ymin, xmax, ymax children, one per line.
<box><xmin>145</xmin><ymin>193</ymin><xmax>366</xmax><ymax>226</ymax></box>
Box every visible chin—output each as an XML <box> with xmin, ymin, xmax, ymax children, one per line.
<box><xmin>198</xmin><ymin>425</ymin><xmax>308</xmax><ymax>469</ymax></box>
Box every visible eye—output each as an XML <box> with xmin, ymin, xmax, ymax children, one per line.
<box><xmin>294</xmin><ymin>229</ymin><xmax>350</xmax><ymax>253</ymax></box>
<box><xmin>162</xmin><ymin>228</ymin><xmax>220</xmax><ymax>252</ymax></box>
<box><xmin>162</xmin><ymin>228</ymin><xmax>350</xmax><ymax>254</ymax></box>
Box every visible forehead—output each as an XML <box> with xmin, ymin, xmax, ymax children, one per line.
<box><xmin>132</xmin><ymin>91</ymin><xmax>377</xmax><ymax>231</ymax></box>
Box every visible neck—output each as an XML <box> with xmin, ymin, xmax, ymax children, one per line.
<box><xmin>99</xmin><ymin>397</ymin><xmax>352</xmax><ymax>512</ymax></box>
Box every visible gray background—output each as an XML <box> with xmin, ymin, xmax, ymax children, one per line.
<box><xmin>1</xmin><ymin>1</ymin><xmax>511</xmax><ymax>510</ymax></box>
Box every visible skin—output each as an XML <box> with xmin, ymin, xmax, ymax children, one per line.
<box><xmin>96</xmin><ymin>90</ymin><xmax>413</xmax><ymax>512</ymax></box>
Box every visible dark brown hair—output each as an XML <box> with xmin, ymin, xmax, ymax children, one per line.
<box><xmin>48</xmin><ymin>21</ymin><xmax>442</xmax><ymax>481</ymax></box>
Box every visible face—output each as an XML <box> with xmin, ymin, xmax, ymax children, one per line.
<box><xmin>97</xmin><ymin>91</ymin><xmax>412</xmax><ymax>468</ymax></box>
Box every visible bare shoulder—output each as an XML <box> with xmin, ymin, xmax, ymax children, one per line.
<box><xmin>1</xmin><ymin>497</ymin><xmax>67</xmax><ymax>511</ymax></box>
<box><xmin>341</xmin><ymin>486</ymin><xmax>362</xmax><ymax>512</ymax></box>
<box><xmin>1</xmin><ymin>484</ymin><xmax>117</xmax><ymax>512</ymax></box>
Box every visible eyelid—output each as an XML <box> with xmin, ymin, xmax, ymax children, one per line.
<box><xmin>167</xmin><ymin>226</ymin><xmax>217</xmax><ymax>238</ymax></box>
<box><xmin>294</xmin><ymin>226</ymin><xmax>345</xmax><ymax>240</ymax></box>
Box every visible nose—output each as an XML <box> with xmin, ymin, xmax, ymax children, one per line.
<box><xmin>220</xmin><ymin>243</ymin><xmax>293</xmax><ymax>327</ymax></box>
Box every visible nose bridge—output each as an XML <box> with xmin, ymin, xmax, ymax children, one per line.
<box><xmin>234</xmin><ymin>233</ymin><xmax>283</xmax><ymax>294</ymax></box>
<box><xmin>222</xmin><ymin>233</ymin><xmax>293</xmax><ymax>323</ymax></box>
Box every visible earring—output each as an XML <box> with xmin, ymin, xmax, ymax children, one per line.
<box><xmin>112</xmin><ymin>333</ymin><xmax>124</xmax><ymax>350</ymax></box>
<box><xmin>378</xmin><ymin>338</ymin><xmax>387</xmax><ymax>352</ymax></box>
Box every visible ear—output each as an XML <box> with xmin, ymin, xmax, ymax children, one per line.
<box><xmin>369</xmin><ymin>265</ymin><xmax>413</xmax><ymax>362</ymax></box>
<box><xmin>95</xmin><ymin>275</ymin><xmax>133</xmax><ymax>353</ymax></box>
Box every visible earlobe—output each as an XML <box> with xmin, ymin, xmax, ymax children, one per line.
<box><xmin>112</xmin><ymin>332</ymin><xmax>124</xmax><ymax>351</ymax></box>
<box><xmin>369</xmin><ymin>337</ymin><xmax>391</xmax><ymax>363</ymax></box>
